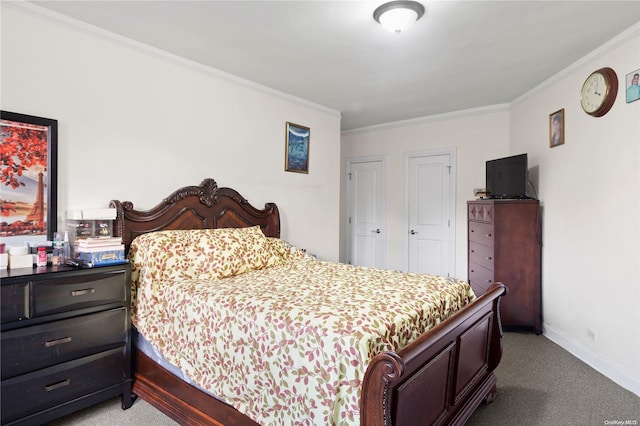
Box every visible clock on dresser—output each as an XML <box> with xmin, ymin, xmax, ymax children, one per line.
<box><xmin>1</xmin><ymin>263</ymin><xmax>133</xmax><ymax>425</ymax></box>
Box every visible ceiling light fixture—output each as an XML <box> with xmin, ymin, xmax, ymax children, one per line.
<box><xmin>373</xmin><ymin>1</ymin><xmax>425</xmax><ymax>34</ymax></box>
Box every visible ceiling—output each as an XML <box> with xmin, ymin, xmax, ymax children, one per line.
<box><xmin>28</xmin><ymin>1</ymin><xmax>640</xmax><ymax>131</ymax></box>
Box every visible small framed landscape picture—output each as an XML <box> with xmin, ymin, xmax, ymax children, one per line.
<box><xmin>285</xmin><ymin>122</ymin><xmax>310</xmax><ymax>174</ymax></box>
<box><xmin>549</xmin><ymin>108</ymin><xmax>564</xmax><ymax>148</ymax></box>
<box><xmin>625</xmin><ymin>68</ymin><xmax>640</xmax><ymax>103</ymax></box>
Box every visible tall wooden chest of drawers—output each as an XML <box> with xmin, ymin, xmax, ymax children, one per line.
<box><xmin>468</xmin><ymin>199</ymin><xmax>542</xmax><ymax>334</ymax></box>
<box><xmin>1</xmin><ymin>264</ymin><xmax>133</xmax><ymax>425</ymax></box>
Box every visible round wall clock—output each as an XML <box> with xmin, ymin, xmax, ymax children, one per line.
<box><xmin>580</xmin><ymin>67</ymin><xmax>618</xmax><ymax>117</ymax></box>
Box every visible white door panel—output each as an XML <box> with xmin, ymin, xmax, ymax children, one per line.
<box><xmin>414</xmin><ymin>238</ymin><xmax>442</xmax><ymax>274</ymax></box>
<box><xmin>354</xmin><ymin>235</ymin><xmax>376</xmax><ymax>266</ymax></box>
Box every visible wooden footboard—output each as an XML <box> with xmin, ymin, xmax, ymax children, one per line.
<box><xmin>361</xmin><ymin>282</ymin><xmax>506</xmax><ymax>426</ymax></box>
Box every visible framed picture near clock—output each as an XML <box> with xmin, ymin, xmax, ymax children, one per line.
<box><xmin>549</xmin><ymin>109</ymin><xmax>564</xmax><ymax>148</ymax></box>
<box><xmin>626</xmin><ymin>68</ymin><xmax>640</xmax><ymax>103</ymax></box>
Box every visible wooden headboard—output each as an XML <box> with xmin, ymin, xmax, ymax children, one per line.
<box><xmin>109</xmin><ymin>178</ymin><xmax>280</xmax><ymax>253</ymax></box>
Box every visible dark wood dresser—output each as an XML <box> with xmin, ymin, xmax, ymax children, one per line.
<box><xmin>468</xmin><ymin>199</ymin><xmax>542</xmax><ymax>334</ymax></box>
<box><xmin>1</xmin><ymin>263</ymin><xmax>133</xmax><ymax>425</ymax></box>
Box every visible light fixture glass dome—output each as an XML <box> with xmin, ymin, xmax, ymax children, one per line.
<box><xmin>373</xmin><ymin>1</ymin><xmax>425</xmax><ymax>34</ymax></box>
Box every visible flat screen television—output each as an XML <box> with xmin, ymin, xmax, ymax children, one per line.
<box><xmin>485</xmin><ymin>153</ymin><xmax>529</xmax><ymax>199</ymax></box>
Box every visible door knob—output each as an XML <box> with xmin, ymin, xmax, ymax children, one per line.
<box><xmin>410</xmin><ymin>229</ymin><xmax>418</xmax><ymax>235</ymax></box>
<box><xmin>372</xmin><ymin>229</ymin><xmax>381</xmax><ymax>234</ymax></box>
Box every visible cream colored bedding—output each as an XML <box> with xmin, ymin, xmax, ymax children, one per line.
<box><xmin>129</xmin><ymin>227</ymin><xmax>475</xmax><ymax>425</ymax></box>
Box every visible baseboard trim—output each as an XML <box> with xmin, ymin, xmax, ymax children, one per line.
<box><xmin>544</xmin><ymin>324</ymin><xmax>640</xmax><ymax>397</ymax></box>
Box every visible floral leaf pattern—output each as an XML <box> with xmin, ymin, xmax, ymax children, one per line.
<box><xmin>129</xmin><ymin>227</ymin><xmax>475</xmax><ymax>425</ymax></box>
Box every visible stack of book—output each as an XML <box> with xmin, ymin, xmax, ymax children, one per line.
<box><xmin>74</xmin><ymin>237</ymin><xmax>125</xmax><ymax>266</ymax></box>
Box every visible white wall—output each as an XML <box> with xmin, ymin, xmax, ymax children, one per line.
<box><xmin>341</xmin><ymin>24</ymin><xmax>640</xmax><ymax>396</ymax></box>
<box><xmin>1</xmin><ymin>3</ymin><xmax>342</xmax><ymax>261</ymax></box>
<box><xmin>341</xmin><ymin>108</ymin><xmax>510</xmax><ymax>278</ymax></box>
<box><xmin>510</xmin><ymin>26</ymin><xmax>640</xmax><ymax>395</ymax></box>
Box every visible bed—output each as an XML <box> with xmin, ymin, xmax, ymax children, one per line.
<box><xmin>110</xmin><ymin>178</ymin><xmax>506</xmax><ymax>426</ymax></box>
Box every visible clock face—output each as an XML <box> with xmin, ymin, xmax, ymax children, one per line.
<box><xmin>580</xmin><ymin>67</ymin><xmax>618</xmax><ymax>117</ymax></box>
<box><xmin>580</xmin><ymin>72</ymin><xmax>606</xmax><ymax>113</ymax></box>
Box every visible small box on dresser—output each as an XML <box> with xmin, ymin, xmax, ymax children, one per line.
<box><xmin>0</xmin><ymin>263</ymin><xmax>133</xmax><ymax>425</ymax></box>
<box><xmin>468</xmin><ymin>199</ymin><xmax>542</xmax><ymax>334</ymax></box>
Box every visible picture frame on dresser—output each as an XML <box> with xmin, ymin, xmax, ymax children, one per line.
<box><xmin>0</xmin><ymin>111</ymin><xmax>58</xmax><ymax>243</ymax></box>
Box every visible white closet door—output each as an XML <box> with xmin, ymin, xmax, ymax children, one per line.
<box><xmin>347</xmin><ymin>159</ymin><xmax>386</xmax><ymax>268</ymax></box>
<box><xmin>408</xmin><ymin>153</ymin><xmax>453</xmax><ymax>276</ymax></box>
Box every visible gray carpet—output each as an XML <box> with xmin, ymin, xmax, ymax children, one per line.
<box><xmin>50</xmin><ymin>332</ymin><xmax>639</xmax><ymax>425</ymax></box>
<box><xmin>468</xmin><ymin>332</ymin><xmax>639</xmax><ymax>425</ymax></box>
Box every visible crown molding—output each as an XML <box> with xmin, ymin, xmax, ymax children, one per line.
<box><xmin>511</xmin><ymin>20</ymin><xmax>640</xmax><ymax>108</ymax></box>
<box><xmin>341</xmin><ymin>104</ymin><xmax>510</xmax><ymax>136</ymax></box>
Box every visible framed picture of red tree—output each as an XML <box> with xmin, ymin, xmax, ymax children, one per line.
<box><xmin>1</xmin><ymin>111</ymin><xmax>58</xmax><ymax>244</ymax></box>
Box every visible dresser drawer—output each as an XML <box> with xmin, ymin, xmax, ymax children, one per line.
<box><xmin>468</xmin><ymin>241</ymin><xmax>494</xmax><ymax>271</ymax></box>
<box><xmin>1</xmin><ymin>308</ymin><xmax>127</xmax><ymax>379</ymax></box>
<box><xmin>1</xmin><ymin>282</ymin><xmax>27</xmax><ymax>324</ymax></box>
<box><xmin>31</xmin><ymin>270</ymin><xmax>126</xmax><ymax>317</ymax></box>
<box><xmin>468</xmin><ymin>221</ymin><xmax>494</xmax><ymax>246</ymax></box>
<box><xmin>1</xmin><ymin>347</ymin><xmax>125</xmax><ymax>424</ymax></box>
<box><xmin>469</xmin><ymin>262</ymin><xmax>495</xmax><ymax>295</ymax></box>
<box><xmin>468</xmin><ymin>203</ymin><xmax>493</xmax><ymax>223</ymax></box>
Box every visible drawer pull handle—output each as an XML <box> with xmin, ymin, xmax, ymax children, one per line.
<box><xmin>44</xmin><ymin>336</ymin><xmax>72</xmax><ymax>347</ymax></box>
<box><xmin>45</xmin><ymin>379</ymin><xmax>70</xmax><ymax>392</ymax></box>
<box><xmin>71</xmin><ymin>288</ymin><xmax>96</xmax><ymax>297</ymax></box>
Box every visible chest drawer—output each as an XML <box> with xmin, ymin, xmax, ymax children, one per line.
<box><xmin>31</xmin><ymin>270</ymin><xmax>126</xmax><ymax>317</ymax></box>
<box><xmin>468</xmin><ymin>203</ymin><xmax>493</xmax><ymax>223</ymax></box>
<box><xmin>468</xmin><ymin>221</ymin><xmax>494</xmax><ymax>246</ymax></box>
<box><xmin>1</xmin><ymin>308</ymin><xmax>127</xmax><ymax>379</ymax></box>
<box><xmin>1</xmin><ymin>282</ymin><xmax>27</xmax><ymax>323</ymax></box>
<box><xmin>469</xmin><ymin>241</ymin><xmax>494</xmax><ymax>271</ymax></box>
<box><xmin>1</xmin><ymin>347</ymin><xmax>125</xmax><ymax>424</ymax></box>
<box><xmin>469</xmin><ymin>262</ymin><xmax>495</xmax><ymax>295</ymax></box>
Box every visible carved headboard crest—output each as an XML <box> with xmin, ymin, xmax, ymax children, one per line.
<box><xmin>164</xmin><ymin>178</ymin><xmax>220</xmax><ymax>207</ymax></box>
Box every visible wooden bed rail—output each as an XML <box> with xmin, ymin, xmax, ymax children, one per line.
<box><xmin>360</xmin><ymin>282</ymin><xmax>507</xmax><ymax>426</ymax></box>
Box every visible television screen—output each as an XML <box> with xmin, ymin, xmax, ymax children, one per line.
<box><xmin>486</xmin><ymin>153</ymin><xmax>528</xmax><ymax>199</ymax></box>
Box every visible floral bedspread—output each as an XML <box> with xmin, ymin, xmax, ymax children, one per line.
<box><xmin>129</xmin><ymin>227</ymin><xmax>475</xmax><ymax>425</ymax></box>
